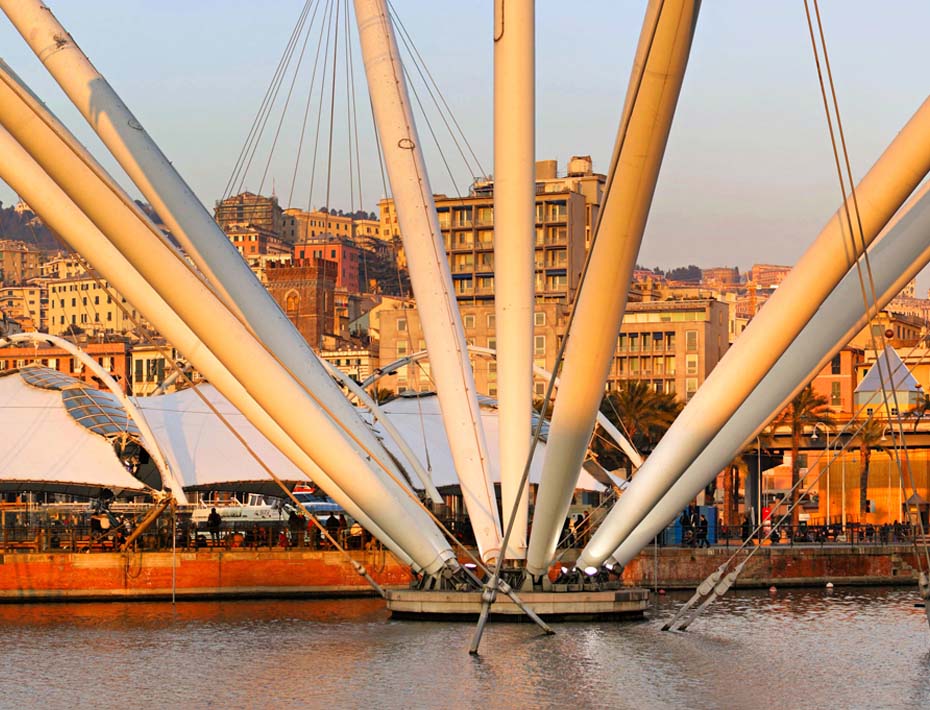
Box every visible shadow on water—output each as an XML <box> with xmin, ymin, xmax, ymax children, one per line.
<box><xmin>1</xmin><ymin>588</ymin><xmax>929</xmax><ymax>709</ymax></box>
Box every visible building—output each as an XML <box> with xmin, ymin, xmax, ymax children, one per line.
<box><xmin>701</xmin><ymin>266</ymin><xmax>740</xmax><ymax>286</ymax></box>
<box><xmin>811</xmin><ymin>346</ymin><xmax>864</xmax><ymax>416</ymax></box>
<box><xmin>214</xmin><ymin>192</ymin><xmax>284</xmax><ymax>239</ymax></box>
<box><xmin>282</xmin><ymin>208</ymin><xmax>353</xmax><ymax>243</ymax></box>
<box><xmin>748</xmin><ymin>263</ymin><xmax>792</xmax><ymax>288</ymax></box>
<box><xmin>46</xmin><ymin>274</ymin><xmax>152</xmax><ymax>338</ymax></box>
<box><xmin>294</xmin><ymin>236</ymin><xmax>363</xmax><ymax>293</ymax></box>
<box><xmin>0</xmin><ymin>240</ymin><xmax>41</xmax><ymax>285</ymax></box>
<box><xmin>0</xmin><ymin>284</ymin><xmax>46</xmax><ymax>331</ymax></box>
<box><xmin>130</xmin><ymin>342</ymin><xmax>190</xmax><ymax>396</ymax></box>
<box><xmin>379</xmin><ymin>156</ymin><xmax>603</xmax><ymax>304</ymax></box>
<box><xmin>319</xmin><ymin>346</ymin><xmax>378</xmax><ymax>383</ymax></box>
<box><xmin>223</xmin><ymin>224</ymin><xmax>290</xmax><ymax>257</ymax></box>
<box><xmin>609</xmin><ymin>299</ymin><xmax>730</xmax><ymax>400</ymax></box>
<box><xmin>265</xmin><ymin>258</ymin><xmax>336</xmax><ymax>348</ymax></box>
<box><xmin>376</xmin><ymin>301</ymin><xmax>569</xmax><ymax>397</ymax></box>
<box><xmin>40</xmin><ymin>254</ymin><xmax>85</xmax><ymax>280</ymax></box>
<box><xmin>0</xmin><ymin>340</ymin><xmax>131</xmax><ymax>392</ymax></box>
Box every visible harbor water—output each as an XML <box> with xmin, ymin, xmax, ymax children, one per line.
<box><xmin>1</xmin><ymin>587</ymin><xmax>928</xmax><ymax>709</ymax></box>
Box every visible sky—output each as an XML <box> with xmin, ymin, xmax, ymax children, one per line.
<box><xmin>2</xmin><ymin>1</ymin><xmax>930</xmax><ymax>290</ymax></box>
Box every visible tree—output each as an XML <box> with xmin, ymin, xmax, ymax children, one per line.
<box><xmin>595</xmin><ymin>381</ymin><xmax>683</xmax><ymax>479</ymax></box>
<box><xmin>855</xmin><ymin>417</ymin><xmax>885</xmax><ymax>517</ymax></box>
<box><xmin>771</xmin><ymin>385</ymin><xmax>834</xmax><ymax>528</ymax></box>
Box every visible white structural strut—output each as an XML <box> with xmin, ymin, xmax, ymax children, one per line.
<box><xmin>0</xmin><ymin>331</ymin><xmax>187</xmax><ymax>504</ymax></box>
<box><xmin>0</xmin><ymin>66</ymin><xmax>455</xmax><ymax>574</ymax></box>
<box><xmin>578</xmin><ymin>94</ymin><xmax>930</xmax><ymax>570</ymax></box>
<box><xmin>364</xmin><ymin>346</ymin><xmax>644</xmax><ymax>473</ymax></box>
<box><xmin>493</xmin><ymin>0</ymin><xmax>535</xmax><ymax>559</ymax></box>
<box><xmin>355</xmin><ymin>0</ymin><xmax>503</xmax><ymax>562</ymax></box>
<box><xmin>0</xmin><ymin>125</ymin><xmax>415</xmax><ymax>568</ymax></box>
<box><xmin>0</xmin><ymin>0</ymin><xmax>411</xmax><ymax>497</ymax></box>
<box><xmin>525</xmin><ymin>0</ymin><xmax>700</xmax><ymax>576</ymax></box>
<box><xmin>318</xmin><ymin>358</ymin><xmax>444</xmax><ymax>504</ymax></box>
<box><xmin>609</xmin><ymin>179</ymin><xmax>930</xmax><ymax>566</ymax></box>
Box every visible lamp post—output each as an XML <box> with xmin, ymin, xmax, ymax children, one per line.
<box><xmin>811</xmin><ymin>423</ymin><xmax>831</xmax><ymax>524</ymax></box>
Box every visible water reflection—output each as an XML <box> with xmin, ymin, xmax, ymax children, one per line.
<box><xmin>0</xmin><ymin>588</ymin><xmax>928</xmax><ymax>709</ymax></box>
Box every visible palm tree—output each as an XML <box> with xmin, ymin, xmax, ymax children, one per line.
<box><xmin>771</xmin><ymin>385</ymin><xmax>834</xmax><ymax>528</ymax></box>
<box><xmin>596</xmin><ymin>380</ymin><xmax>683</xmax><ymax>479</ymax></box>
<box><xmin>855</xmin><ymin>417</ymin><xmax>885</xmax><ymax>517</ymax></box>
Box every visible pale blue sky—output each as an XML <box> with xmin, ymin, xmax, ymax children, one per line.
<box><xmin>2</xmin><ymin>1</ymin><xmax>930</xmax><ymax>289</ymax></box>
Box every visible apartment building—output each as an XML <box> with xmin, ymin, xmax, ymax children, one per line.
<box><xmin>46</xmin><ymin>274</ymin><xmax>151</xmax><ymax>337</ymax></box>
<box><xmin>0</xmin><ymin>240</ymin><xmax>41</xmax><ymax>285</ymax></box>
<box><xmin>608</xmin><ymin>299</ymin><xmax>730</xmax><ymax>400</ymax></box>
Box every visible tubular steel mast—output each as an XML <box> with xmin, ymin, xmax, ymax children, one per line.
<box><xmin>578</xmin><ymin>95</ymin><xmax>930</xmax><ymax>572</ymax></box>
<box><xmin>0</xmin><ymin>65</ymin><xmax>457</xmax><ymax>576</ymax></box>
<box><xmin>493</xmin><ymin>0</ymin><xmax>535</xmax><ymax>560</ymax></box>
<box><xmin>0</xmin><ymin>0</ymin><xmax>418</xmax><ymax>508</ymax></box>
<box><xmin>610</xmin><ymin>178</ymin><xmax>930</xmax><ymax>566</ymax></box>
<box><xmin>525</xmin><ymin>0</ymin><xmax>701</xmax><ymax>577</ymax></box>
<box><xmin>0</xmin><ymin>122</ymin><xmax>420</xmax><ymax>567</ymax></box>
<box><xmin>354</xmin><ymin>0</ymin><xmax>503</xmax><ymax>562</ymax></box>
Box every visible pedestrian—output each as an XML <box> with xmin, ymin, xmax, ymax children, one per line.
<box><xmin>206</xmin><ymin>507</ymin><xmax>222</xmax><ymax>546</ymax></box>
<box><xmin>697</xmin><ymin>514</ymin><xmax>710</xmax><ymax>548</ymax></box>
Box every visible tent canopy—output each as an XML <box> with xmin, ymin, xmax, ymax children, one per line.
<box><xmin>362</xmin><ymin>393</ymin><xmax>606</xmax><ymax>492</ymax></box>
<box><xmin>0</xmin><ymin>370</ymin><xmax>149</xmax><ymax>497</ymax></box>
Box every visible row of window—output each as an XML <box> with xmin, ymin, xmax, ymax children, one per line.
<box><xmin>437</xmin><ymin>201</ymin><xmax>569</xmax><ymax>229</ymax></box>
<box><xmin>398</xmin><ymin>311</ymin><xmax>548</xmax><ymax>333</ymax></box>
<box><xmin>617</xmin><ymin>330</ymin><xmax>699</xmax><ymax>353</ymax></box>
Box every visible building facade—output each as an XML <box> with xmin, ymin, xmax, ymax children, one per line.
<box><xmin>608</xmin><ymin>299</ymin><xmax>730</xmax><ymax>400</ymax></box>
<box><xmin>265</xmin><ymin>259</ymin><xmax>336</xmax><ymax>348</ymax></box>
<box><xmin>46</xmin><ymin>274</ymin><xmax>151</xmax><ymax>338</ymax></box>
<box><xmin>0</xmin><ymin>240</ymin><xmax>41</xmax><ymax>285</ymax></box>
<box><xmin>214</xmin><ymin>192</ymin><xmax>284</xmax><ymax>239</ymax></box>
<box><xmin>0</xmin><ymin>340</ymin><xmax>131</xmax><ymax>392</ymax></box>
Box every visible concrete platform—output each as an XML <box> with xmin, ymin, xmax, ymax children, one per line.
<box><xmin>385</xmin><ymin>587</ymin><xmax>650</xmax><ymax>621</ymax></box>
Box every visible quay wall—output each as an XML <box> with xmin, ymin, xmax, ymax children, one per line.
<box><xmin>0</xmin><ymin>545</ymin><xmax>922</xmax><ymax>602</ymax></box>
<box><xmin>621</xmin><ymin>545</ymin><xmax>923</xmax><ymax>589</ymax></box>
<box><xmin>0</xmin><ymin>548</ymin><xmax>412</xmax><ymax>602</ymax></box>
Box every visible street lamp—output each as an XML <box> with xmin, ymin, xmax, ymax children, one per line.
<box><xmin>811</xmin><ymin>423</ymin><xmax>831</xmax><ymax>524</ymax></box>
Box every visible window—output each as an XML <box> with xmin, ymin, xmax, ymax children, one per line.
<box><xmin>686</xmin><ymin>354</ymin><xmax>699</xmax><ymax>375</ymax></box>
<box><xmin>397</xmin><ymin>318</ymin><xmax>407</xmax><ymax>332</ymax></box>
<box><xmin>534</xmin><ymin>312</ymin><xmax>546</xmax><ymax>327</ymax></box>
<box><xmin>686</xmin><ymin>377</ymin><xmax>698</xmax><ymax>399</ymax></box>
<box><xmin>629</xmin><ymin>334</ymin><xmax>639</xmax><ymax>352</ymax></box>
<box><xmin>831</xmin><ymin>381</ymin><xmax>841</xmax><ymax>406</ymax></box>
<box><xmin>487</xmin><ymin>337</ymin><xmax>496</xmax><ymax>351</ymax></box>
<box><xmin>617</xmin><ymin>334</ymin><xmax>627</xmax><ymax>352</ymax></box>
<box><xmin>487</xmin><ymin>313</ymin><xmax>496</xmax><ymax>329</ymax></box>
<box><xmin>534</xmin><ymin>335</ymin><xmax>546</xmax><ymax>357</ymax></box>
<box><xmin>685</xmin><ymin>330</ymin><xmax>698</xmax><ymax>352</ymax></box>
<box><xmin>463</xmin><ymin>314</ymin><xmax>475</xmax><ymax>329</ymax></box>
<box><xmin>831</xmin><ymin>354</ymin><xmax>841</xmax><ymax>375</ymax></box>
<box><xmin>396</xmin><ymin>341</ymin><xmax>408</xmax><ymax>357</ymax></box>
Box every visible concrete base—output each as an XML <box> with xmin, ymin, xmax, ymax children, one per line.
<box><xmin>385</xmin><ymin>587</ymin><xmax>650</xmax><ymax>622</ymax></box>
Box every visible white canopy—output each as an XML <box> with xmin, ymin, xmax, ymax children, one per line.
<box><xmin>136</xmin><ymin>385</ymin><xmax>308</xmax><ymax>496</ymax></box>
<box><xmin>0</xmin><ymin>371</ymin><xmax>148</xmax><ymax>496</ymax></box>
<box><xmin>362</xmin><ymin>393</ymin><xmax>606</xmax><ymax>492</ymax></box>
<box><xmin>0</xmin><ymin>372</ymin><xmax>604</xmax><ymax>499</ymax></box>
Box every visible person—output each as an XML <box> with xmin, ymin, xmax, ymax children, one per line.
<box><xmin>697</xmin><ymin>514</ymin><xmax>710</xmax><ymax>548</ymax></box>
<box><xmin>288</xmin><ymin>510</ymin><xmax>304</xmax><ymax>548</ymax></box>
<box><xmin>325</xmin><ymin>513</ymin><xmax>339</xmax><ymax>546</ymax></box>
<box><xmin>741</xmin><ymin>513</ymin><xmax>752</xmax><ymax>543</ymax></box>
<box><xmin>337</xmin><ymin>514</ymin><xmax>348</xmax><ymax>545</ymax></box>
<box><xmin>206</xmin><ymin>507</ymin><xmax>222</xmax><ymax>546</ymax></box>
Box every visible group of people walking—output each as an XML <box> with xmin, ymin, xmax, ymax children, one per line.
<box><xmin>679</xmin><ymin>506</ymin><xmax>710</xmax><ymax>548</ymax></box>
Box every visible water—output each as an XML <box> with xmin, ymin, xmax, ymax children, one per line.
<box><xmin>1</xmin><ymin>587</ymin><xmax>928</xmax><ymax>709</ymax></box>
